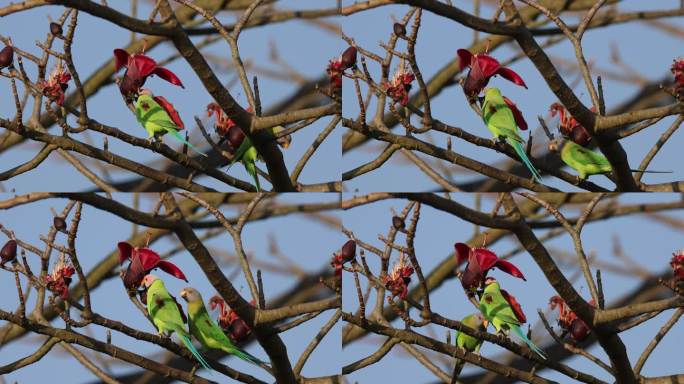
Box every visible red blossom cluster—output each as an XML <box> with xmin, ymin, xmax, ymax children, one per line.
<box><xmin>331</xmin><ymin>240</ymin><xmax>356</xmax><ymax>281</ymax></box>
<box><xmin>326</xmin><ymin>46</ymin><xmax>357</xmax><ymax>89</ymax></box>
<box><xmin>670</xmin><ymin>250</ymin><xmax>684</xmax><ymax>282</ymax></box>
<box><xmin>113</xmin><ymin>47</ymin><xmax>183</xmax><ymax>100</ymax></box>
<box><xmin>549</xmin><ymin>295</ymin><xmax>593</xmax><ymax>341</ymax></box>
<box><xmin>118</xmin><ymin>241</ymin><xmax>187</xmax><ymax>290</ymax></box>
<box><xmin>549</xmin><ymin>102</ymin><xmax>592</xmax><ymax>147</ymax></box>
<box><xmin>384</xmin><ymin>64</ymin><xmax>415</xmax><ymax>106</ymax></box>
<box><xmin>206</xmin><ymin>103</ymin><xmax>254</xmax><ymax>153</ymax></box>
<box><xmin>44</xmin><ymin>253</ymin><xmax>75</xmax><ymax>300</ymax></box>
<box><xmin>209</xmin><ymin>295</ymin><xmax>254</xmax><ymax>342</ymax></box>
<box><xmin>383</xmin><ymin>255</ymin><xmax>414</xmax><ymax>300</ymax></box>
<box><xmin>672</xmin><ymin>58</ymin><xmax>684</xmax><ymax>89</ymax></box>
<box><xmin>38</xmin><ymin>65</ymin><xmax>71</xmax><ymax>106</ymax></box>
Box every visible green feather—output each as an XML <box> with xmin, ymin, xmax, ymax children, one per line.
<box><xmin>146</xmin><ymin>279</ymin><xmax>212</xmax><ymax>371</ymax></box>
<box><xmin>479</xmin><ymin>280</ymin><xmax>546</xmax><ymax>359</ymax></box>
<box><xmin>135</xmin><ymin>94</ymin><xmax>207</xmax><ymax>157</ymax></box>
<box><xmin>482</xmin><ymin>88</ymin><xmax>542</xmax><ymax>182</ymax></box>
<box><xmin>560</xmin><ymin>140</ymin><xmax>611</xmax><ymax>180</ymax></box>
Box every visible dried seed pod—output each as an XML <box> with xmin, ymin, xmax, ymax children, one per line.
<box><xmin>53</xmin><ymin>217</ymin><xmax>67</xmax><ymax>232</ymax></box>
<box><xmin>341</xmin><ymin>46</ymin><xmax>357</xmax><ymax>69</ymax></box>
<box><xmin>0</xmin><ymin>240</ymin><xmax>17</xmax><ymax>265</ymax></box>
<box><xmin>393</xmin><ymin>23</ymin><xmax>406</xmax><ymax>37</ymax></box>
<box><xmin>50</xmin><ymin>22</ymin><xmax>63</xmax><ymax>36</ymax></box>
<box><xmin>0</xmin><ymin>46</ymin><xmax>14</xmax><ymax>69</ymax></box>
<box><xmin>392</xmin><ymin>216</ymin><xmax>405</xmax><ymax>231</ymax></box>
<box><xmin>340</xmin><ymin>240</ymin><xmax>356</xmax><ymax>263</ymax></box>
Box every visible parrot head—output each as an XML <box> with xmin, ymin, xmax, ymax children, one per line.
<box><xmin>483</xmin><ymin>276</ymin><xmax>498</xmax><ymax>287</ymax></box>
<box><xmin>483</xmin><ymin>87</ymin><xmax>502</xmax><ymax>100</ymax></box>
<box><xmin>179</xmin><ymin>287</ymin><xmax>203</xmax><ymax>303</ymax></box>
<box><xmin>138</xmin><ymin>88</ymin><xmax>153</xmax><ymax>96</ymax></box>
<box><xmin>140</xmin><ymin>274</ymin><xmax>158</xmax><ymax>289</ymax></box>
<box><xmin>473</xmin><ymin>312</ymin><xmax>489</xmax><ymax>328</ymax></box>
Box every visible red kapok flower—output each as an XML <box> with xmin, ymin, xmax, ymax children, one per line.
<box><xmin>549</xmin><ymin>295</ymin><xmax>595</xmax><ymax>341</ymax></box>
<box><xmin>38</xmin><ymin>64</ymin><xmax>71</xmax><ymax>106</ymax></box>
<box><xmin>671</xmin><ymin>58</ymin><xmax>684</xmax><ymax>88</ymax></box>
<box><xmin>670</xmin><ymin>250</ymin><xmax>684</xmax><ymax>282</ymax></box>
<box><xmin>383</xmin><ymin>254</ymin><xmax>414</xmax><ymax>300</ymax></box>
<box><xmin>44</xmin><ymin>253</ymin><xmax>75</xmax><ymax>300</ymax></box>
<box><xmin>549</xmin><ymin>102</ymin><xmax>592</xmax><ymax>147</ymax></box>
<box><xmin>331</xmin><ymin>241</ymin><xmax>356</xmax><ymax>281</ymax></box>
<box><xmin>113</xmin><ymin>48</ymin><xmax>183</xmax><ymax>99</ymax></box>
<box><xmin>207</xmin><ymin>102</ymin><xmax>236</xmax><ymax>137</ymax></box>
<box><xmin>384</xmin><ymin>63</ymin><xmax>415</xmax><ymax>106</ymax></box>
<box><xmin>457</xmin><ymin>48</ymin><xmax>527</xmax><ymax>99</ymax></box>
<box><xmin>209</xmin><ymin>295</ymin><xmax>254</xmax><ymax>342</ymax></box>
<box><xmin>503</xmin><ymin>96</ymin><xmax>528</xmax><ymax>131</ymax></box>
<box><xmin>118</xmin><ymin>241</ymin><xmax>187</xmax><ymax>290</ymax></box>
<box><xmin>455</xmin><ymin>242</ymin><xmax>525</xmax><ymax>293</ymax></box>
<box><xmin>326</xmin><ymin>47</ymin><xmax>357</xmax><ymax>89</ymax></box>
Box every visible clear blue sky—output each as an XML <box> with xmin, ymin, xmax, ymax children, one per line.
<box><xmin>0</xmin><ymin>193</ymin><xmax>342</xmax><ymax>383</ymax></box>
<box><xmin>342</xmin><ymin>0</ymin><xmax>684</xmax><ymax>192</ymax></box>
<box><xmin>0</xmin><ymin>1</ymin><xmax>342</xmax><ymax>192</ymax></box>
<box><xmin>342</xmin><ymin>193</ymin><xmax>684</xmax><ymax>383</ymax></box>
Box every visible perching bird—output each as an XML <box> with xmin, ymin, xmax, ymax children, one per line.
<box><xmin>479</xmin><ymin>277</ymin><xmax>546</xmax><ymax>359</ymax></box>
<box><xmin>454</xmin><ymin>312</ymin><xmax>489</xmax><ymax>377</ymax></box>
<box><xmin>135</xmin><ymin>89</ymin><xmax>207</xmax><ymax>156</ymax></box>
<box><xmin>481</xmin><ymin>88</ymin><xmax>542</xmax><ymax>183</ymax></box>
<box><xmin>141</xmin><ymin>275</ymin><xmax>211</xmax><ymax>371</ymax></box>
<box><xmin>179</xmin><ymin>287</ymin><xmax>271</xmax><ymax>373</ymax></box>
<box><xmin>557</xmin><ymin>139</ymin><xmax>670</xmax><ymax>180</ymax></box>
<box><xmin>228</xmin><ymin>125</ymin><xmax>289</xmax><ymax>192</ymax></box>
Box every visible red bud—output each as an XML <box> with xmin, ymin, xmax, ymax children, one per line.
<box><xmin>393</xmin><ymin>23</ymin><xmax>406</xmax><ymax>37</ymax></box>
<box><xmin>340</xmin><ymin>240</ymin><xmax>356</xmax><ymax>263</ymax></box>
<box><xmin>50</xmin><ymin>22</ymin><xmax>63</xmax><ymax>36</ymax></box>
<box><xmin>341</xmin><ymin>47</ymin><xmax>357</xmax><ymax>69</ymax></box>
<box><xmin>1</xmin><ymin>240</ymin><xmax>17</xmax><ymax>265</ymax></box>
<box><xmin>0</xmin><ymin>46</ymin><xmax>14</xmax><ymax>69</ymax></box>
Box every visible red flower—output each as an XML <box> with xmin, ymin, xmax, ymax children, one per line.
<box><xmin>455</xmin><ymin>242</ymin><xmax>525</xmax><ymax>292</ymax></box>
<box><xmin>549</xmin><ymin>295</ymin><xmax>594</xmax><ymax>341</ymax></box>
<box><xmin>113</xmin><ymin>48</ymin><xmax>183</xmax><ymax>99</ymax></box>
<box><xmin>206</xmin><ymin>103</ymin><xmax>254</xmax><ymax>152</ymax></box>
<box><xmin>209</xmin><ymin>296</ymin><xmax>254</xmax><ymax>342</ymax></box>
<box><xmin>118</xmin><ymin>241</ymin><xmax>187</xmax><ymax>290</ymax></box>
<box><xmin>152</xmin><ymin>93</ymin><xmax>184</xmax><ymax>130</ymax></box>
<box><xmin>38</xmin><ymin>64</ymin><xmax>71</xmax><ymax>106</ymax></box>
<box><xmin>672</xmin><ymin>58</ymin><xmax>684</xmax><ymax>88</ymax></box>
<box><xmin>326</xmin><ymin>47</ymin><xmax>357</xmax><ymax>89</ymax></box>
<box><xmin>44</xmin><ymin>253</ymin><xmax>75</xmax><ymax>300</ymax></box>
<box><xmin>549</xmin><ymin>102</ymin><xmax>592</xmax><ymax>147</ymax></box>
<box><xmin>671</xmin><ymin>250</ymin><xmax>684</xmax><ymax>282</ymax></box>
<box><xmin>383</xmin><ymin>255</ymin><xmax>414</xmax><ymax>300</ymax></box>
<box><xmin>457</xmin><ymin>48</ymin><xmax>527</xmax><ymax>99</ymax></box>
<box><xmin>503</xmin><ymin>96</ymin><xmax>528</xmax><ymax>131</ymax></box>
<box><xmin>384</xmin><ymin>64</ymin><xmax>414</xmax><ymax>106</ymax></box>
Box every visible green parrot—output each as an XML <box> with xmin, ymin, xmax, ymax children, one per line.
<box><xmin>140</xmin><ymin>275</ymin><xmax>212</xmax><ymax>371</ymax></box>
<box><xmin>228</xmin><ymin>125</ymin><xmax>289</xmax><ymax>192</ymax></box>
<box><xmin>558</xmin><ymin>139</ymin><xmax>670</xmax><ymax>180</ymax></box>
<box><xmin>135</xmin><ymin>89</ymin><xmax>207</xmax><ymax>157</ymax></box>
<box><xmin>478</xmin><ymin>277</ymin><xmax>546</xmax><ymax>359</ymax></box>
<box><xmin>481</xmin><ymin>88</ymin><xmax>542</xmax><ymax>183</ymax></box>
<box><xmin>179</xmin><ymin>287</ymin><xmax>271</xmax><ymax>373</ymax></box>
<box><xmin>453</xmin><ymin>312</ymin><xmax>489</xmax><ymax>377</ymax></box>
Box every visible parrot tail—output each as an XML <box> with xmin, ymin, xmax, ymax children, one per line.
<box><xmin>229</xmin><ymin>346</ymin><xmax>272</xmax><ymax>372</ymax></box>
<box><xmin>629</xmin><ymin>169</ymin><xmax>673</xmax><ymax>174</ymax></box>
<box><xmin>179</xmin><ymin>334</ymin><xmax>213</xmax><ymax>372</ymax></box>
<box><xmin>508</xmin><ymin>138</ymin><xmax>542</xmax><ymax>183</ymax></box>
<box><xmin>168</xmin><ymin>129</ymin><xmax>209</xmax><ymax>157</ymax></box>
<box><xmin>227</xmin><ymin>139</ymin><xmax>252</xmax><ymax>170</ymax></box>
<box><xmin>511</xmin><ymin>325</ymin><xmax>546</xmax><ymax>360</ymax></box>
<box><xmin>451</xmin><ymin>359</ymin><xmax>465</xmax><ymax>383</ymax></box>
<box><xmin>244</xmin><ymin>161</ymin><xmax>261</xmax><ymax>192</ymax></box>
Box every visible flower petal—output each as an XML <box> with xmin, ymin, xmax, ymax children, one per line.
<box><xmin>113</xmin><ymin>49</ymin><xmax>130</xmax><ymax>72</ymax></box>
<box><xmin>474</xmin><ymin>248</ymin><xmax>498</xmax><ymax>271</ymax></box>
<box><xmin>122</xmin><ymin>257</ymin><xmax>146</xmax><ymax>290</ymax></box>
<box><xmin>501</xmin><ymin>289</ymin><xmax>526</xmax><ymax>323</ymax></box>
<box><xmin>153</xmin><ymin>67</ymin><xmax>184</xmax><ymax>88</ymax></box>
<box><xmin>131</xmin><ymin>54</ymin><xmax>157</xmax><ymax>77</ymax></box>
<box><xmin>495</xmin><ymin>67</ymin><xmax>528</xmax><ymax>89</ymax></box>
<box><xmin>476</xmin><ymin>54</ymin><xmax>501</xmax><ymax>78</ymax></box>
<box><xmin>457</xmin><ymin>49</ymin><xmax>473</xmax><ymax>72</ymax></box>
<box><xmin>503</xmin><ymin>96</ymin><xmax>528</xmax><ymax>130</ymax></box>
<box><xmin>454</xmin><ymin>243</ymin><xmax>471</xmax><ymax>265</ymax></box>
<box><xmin>494</xmin><ymin>259</ymin><xmax>526</xmax><ymax>280</ymax></box>
<box><xmin>157</xmin><ymin>260</ymin><xmax>188</xmax><ymax>282</ymax></box>
<box><xmin>117</xmin><ymin>242</ymin><xmax>133</xmax><ymax>264</ymax></box>
<box><xmin>153</xmin><ymin>95</ymin><xmax>184</xmax><ymax>130</ymax></box>
<box><xmin>137</xmin><ymin>248</ymin><xmax>162</xmax><ymax>270</ymax></box>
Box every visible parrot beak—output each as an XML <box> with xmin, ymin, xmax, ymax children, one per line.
<box><xmin>179</xmin><ymin>289</ymin><xmax>187</xmax><ymax>299</ymax></box>
<box><xmin>483</xmin><ymin>319</ymin><xmax>489</xmax><ymax>328</ymax></box>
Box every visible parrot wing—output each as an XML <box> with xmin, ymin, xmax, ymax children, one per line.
<box><xmin>566</xmin><ymin>141</ymin><xmax>611</xmax><ymax>168</ymax></box>
<box><xmin>153</xmin><ymin>95</ymin><xmax>184</xmax><ymax>130</ymax></box>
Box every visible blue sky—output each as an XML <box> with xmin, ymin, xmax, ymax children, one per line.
<box><xmin>341</xmin><ymin>0</ymin><xmax>684</xmax><ymax>192</ymax></box>
<box><xmin>342</xmin><ymin>193</ymin><xmax>684</xmax><ymax>383</ymax></box>
<box><xmin>0</xmin><ymin>1</ymin><xmax>342</xmax><ymax>192</ymax></box>
<box><xmin>0</xmin><ymin>193</ymin><xmax>342</xmax><ymax>383</ymax></box>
